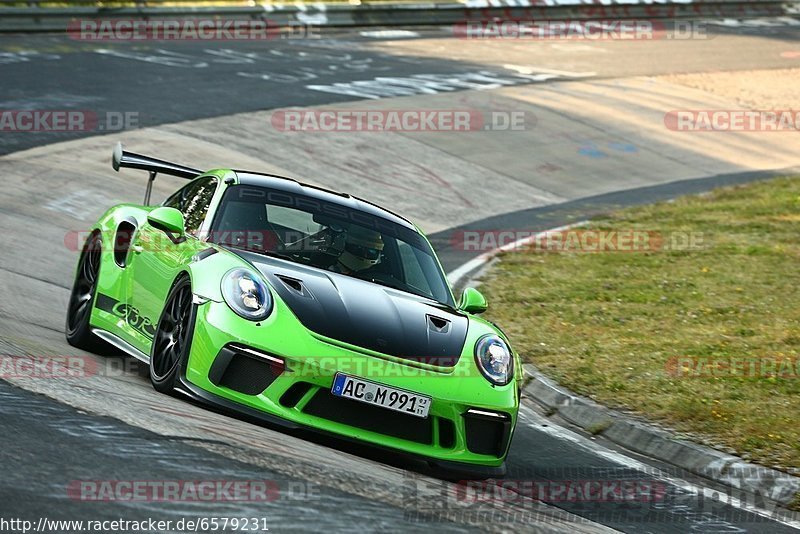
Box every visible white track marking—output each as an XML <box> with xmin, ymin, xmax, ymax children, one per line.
<box><xmin>503</xmin><ymin>64</ymin><xmax>597</xmax><ymax>78</ymax></box>
<box><xmin>359</xmin><ymin>30</ymin><xmax>420</xmax><ymax>38</ymax></box>
<box><xmin>446</xmin><ymin>222</ymin><xmax>586</xmax><ymax>286</ymax></box>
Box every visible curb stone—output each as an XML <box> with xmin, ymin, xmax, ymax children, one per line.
<box><xmin>522</xmin><ymin>363</ymin><xmax>800</xmax><ymax>507</ymax></box>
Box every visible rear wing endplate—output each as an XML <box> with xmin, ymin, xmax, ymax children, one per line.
<box><xmin>111</xmin><ymin>142</ymin><xmax>203</xmax><ymax>205</ymax></box>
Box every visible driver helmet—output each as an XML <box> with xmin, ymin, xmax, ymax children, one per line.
<box><xmin>338</xmin><ymin>225</ymin><xmax>384</xmax><ymax>272</ymax></box>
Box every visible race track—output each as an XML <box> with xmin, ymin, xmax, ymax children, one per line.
<box><xmin>2</xmin><ymin>22</ymin><xmax>800</xmax><ymax>532</ymax></box>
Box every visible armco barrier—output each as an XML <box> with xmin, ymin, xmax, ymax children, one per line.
<box><xmin>0</xmin><ymin>0</ymin><xmax>794</xmax><ymax>32</ymax></box>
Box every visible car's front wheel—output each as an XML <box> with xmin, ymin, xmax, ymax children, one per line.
<box><xmin>150</xmin><ymin>276</ymin><xmax>195</xmax><ymax>394</ymax></box>
<box><xmin>66</xmin><ymin>232</ymin><xmax>106</xmax><ymax>352</ymax></box>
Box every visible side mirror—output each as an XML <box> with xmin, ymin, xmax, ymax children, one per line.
<box><xmin>147</xmin><ymin>207</ymin><xmax>185</xmax><ymax>242</ymax></box>
<box><xmin>459</xmin><ymin>287</ymin><xmax>488</xmax><ymax>314</ymax></box>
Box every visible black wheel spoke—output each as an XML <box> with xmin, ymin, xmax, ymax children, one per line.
<box><xmin>157</xmin><ymin>342</ymin><xmax>178</xmax><ymax>376</ymax></box>
<box><xmin>67</xmin><ymin>236</ymin><xmax>101</xmax><ymax>334</ymax></box>
<box><xmin>167</xmin><ymin>344</ymin><xmax>179</xmax><ymax>367</ymax></box>
<box><xmin>152</xmin><ymin>280</ymin><xmax>192</xmax><ymax>384</ymax></box>
<box><xmin>173</xmin><ymin>295</ymin><xmax>183</xmax><ymax>318</ymax></box>
<box><xmin>74</xmin><ymin>299</ymin><xmax>89</xmax><ymax>316</ymax></box>
<box><xmin>174</xmin><ymin>289</ymin><xmax>189</xmax><ymax>321</ymax></box>
<box><xmin>161</xmin><ymin>316</ymin><xmax>176</xmax><ymax>332</ymax></box>
<box><xmin>170</xmin><ymin>293</ymin><xmax>182</xmax><ymax>321</ymax></box>
<box><xmin>80</xmin><ymin>260</ymin><xmax>90</xmax><ymax>283</ymax></box>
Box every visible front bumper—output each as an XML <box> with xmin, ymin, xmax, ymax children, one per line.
<box><xmin>182</xmin><ymin>299</ymin><xmax>519</xmax><ymax>473</ymax></box>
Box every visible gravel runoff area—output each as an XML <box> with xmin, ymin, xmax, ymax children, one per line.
<box><xmin>656</xmin><ymin>67</ymin><xmax>800</xmax><ymax>110</ymax></box>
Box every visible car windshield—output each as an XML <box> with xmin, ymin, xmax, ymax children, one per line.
<box><xmin>209</xmin><ymin>185</ymin><xmax>454</xmax><ymax>307</ymax></box>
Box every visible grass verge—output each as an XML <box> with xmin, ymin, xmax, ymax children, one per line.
<box><xmin>480</xmin><ymin>177</ymin><xmax>800</xmax><ymax>475</ymax></box>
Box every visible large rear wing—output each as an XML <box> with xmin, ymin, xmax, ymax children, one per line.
<box><xmin>112</xmin><ymin>142</ymin><xmax>203</xmax><ymax>205</ymax></box>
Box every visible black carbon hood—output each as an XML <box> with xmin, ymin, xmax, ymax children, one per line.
<box><xmin>233</xmin><ymin>251</ymin><xmax>468</xmax><ymax>366</ymax></box>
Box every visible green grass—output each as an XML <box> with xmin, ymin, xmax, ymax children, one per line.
<box><xmin>480</xmin><ymin>177</ymin><xmax>800</xmax><ymax>476</ymax></box>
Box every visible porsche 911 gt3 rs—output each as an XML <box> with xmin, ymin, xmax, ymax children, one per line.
<box><xmin>66</xmin><ymin>143</ymin><xmax>520</xmax><ymax>475</ymax></box>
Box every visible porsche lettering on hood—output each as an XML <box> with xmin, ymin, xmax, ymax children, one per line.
<box><xmin>238</xmin><ymin>253</ymin><xmax>468</xmax><ymax>367</ymax></box>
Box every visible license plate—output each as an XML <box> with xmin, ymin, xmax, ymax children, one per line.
<box><xmin>331</xmin><ymin>373</ymin><xmax>431</xmax><ymax>418</ymax></box>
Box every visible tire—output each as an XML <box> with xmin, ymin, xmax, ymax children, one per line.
<box><xmin>66</xmin><ymin>232</ymin><xmax>107</xmax><ymax>352</ymax></box>
<box><xmin>150</xmin><ymin>275</ymin><xmax>196</xmax><ymax>394</ymax></box>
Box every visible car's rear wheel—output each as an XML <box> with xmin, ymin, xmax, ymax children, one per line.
<box><xmin>150</xmin><ymin>276</ymin><xmax>195</xmax><ymax>394</ymax></box>
<box><xmin>66</xmin><ymin>232</ymin><xmax>106</xmax><ymax>351</ymax></box>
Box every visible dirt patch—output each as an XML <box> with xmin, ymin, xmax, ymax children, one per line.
<box><xmin>657</xmin><ymin>68</ymin><xmax>800</xmax><ymax>110</ymax></box>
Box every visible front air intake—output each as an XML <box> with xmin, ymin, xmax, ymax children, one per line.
<box><xmin>463</xmin><ymin>409</ymin><xmax>512</xmax><ymax>457</ymax></box>
<box><xmin>208</xmin><ymin>345</ymin><xmax>284</xmax><ymax>395</ymax></box>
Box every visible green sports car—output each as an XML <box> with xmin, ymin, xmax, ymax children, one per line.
<box><xmin>66</xmin><ymin>143</ymin><xmax>520</xmax><ymax>476</ymax></box>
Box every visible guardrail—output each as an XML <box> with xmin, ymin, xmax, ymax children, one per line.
<box><xmin>0</xmin><ymin>0</ymin><xmax>794</xmax><ymax>32</ymax></box>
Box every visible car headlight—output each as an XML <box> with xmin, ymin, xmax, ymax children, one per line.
<box><xmin>221</xmin><ymin>268</ymin><xmax>273</xmax><ymax>321</ymax></box>
<box><xmin>475</xmin><ymin>334</ymin><xmax>513</xmax><ymax>385</ymax></box>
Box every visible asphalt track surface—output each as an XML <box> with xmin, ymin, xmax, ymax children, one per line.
<box><xmin>2</xmin><ymin>24</ymin><xmax>800</xmax><ymax>533</ymax></box>
<box><xmin>0</xmin><ymin>380</ymin><xmax>467</xmax><ymax>533</ymax></box>
<box><xmin>3</xmin><ymin>20</ymin><xmax>800</xmax><ymax>156</ymax></box>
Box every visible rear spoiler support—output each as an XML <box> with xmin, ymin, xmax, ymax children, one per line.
<box><xmin>144</xmin><ymin>170</ymin><xmax>157</xmax><ymax>208</ymax></box>
<box><xmin>112</xmin><ymin>142</ymin><xmax>203</xmax><ymax>205</ymax></box>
